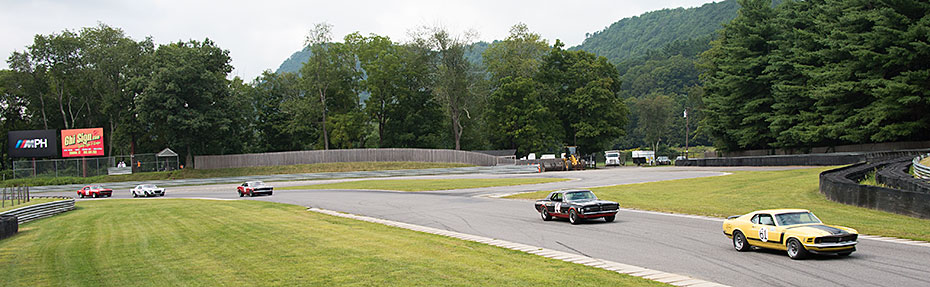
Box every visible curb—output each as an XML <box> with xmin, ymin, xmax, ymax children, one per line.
<box><xmin>308</xmin><ymin>207</ymin><xmax>730</xmax><ymax>287</ymax></box>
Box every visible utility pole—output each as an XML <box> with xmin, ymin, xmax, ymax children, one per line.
<box><xmin>684</xmin><ymin>108</ymin><xmax>689</xmax><ymax>159</ymax></box>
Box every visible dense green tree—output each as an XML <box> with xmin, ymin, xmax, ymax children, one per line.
<box><xmin>411</xmin><ymin>26</ymin><xmax>481</xmax><ymax>150</ymax></box>
<box><xmin>482</xmin><ymin>23</ymin><xmax>549</xmax><ymax>85</ymax></box>
<box><xmin>345</xmin><ymin>33</ymin><xmax>400</xmax><ymax>147</ymax></box>
<box><xmin>700</xmin><ymin>0</ymin><xmax>777</xmax><ymax>150</ymax></box>
<box><xmin>382</xmin><ymin>44</ymin><xmax>445</xmax><ymax>148</ymax></box>
<box><xmin>537</xmin><ymin>40</ymin><xmax>628</xmax><ymax>155</ymax></box>
<box><xmin>808</xmin><ymin>0</ymin><xmax>930</xmax><ymax>144</ymax></box>
<box><xmin>486</xmin><ymin>76</ymin><xmax>560</xmax><ymax>157</ymax></box>
<box><xmin>250</xmin><ymin>71</ymin><xmax>313</xmax><ymax>151</ymax></box>
<box><xmin>135</xmin><ymin>39</ymin><xmax>235</xmax><ymax>166</ymax></box>
<box><xmin>299</xmin><ymin>23</ymin><xmax>361</xmax><ymax>150</ymax></box>
<box><xmin>634</xmin><ymin>93</ymin><xmax>675</xmax><ymax>152</ymax></box>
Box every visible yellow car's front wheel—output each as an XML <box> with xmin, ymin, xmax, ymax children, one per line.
<box><xmin>787</xmin><ymin>238</ymin><xmax>810</xmax><ymax>260</ymax></box>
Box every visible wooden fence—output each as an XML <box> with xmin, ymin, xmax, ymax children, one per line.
<box><xmin>194</xmin><ymin>148</ymin><xmax>515</xmax><ymax>169</ymax></box>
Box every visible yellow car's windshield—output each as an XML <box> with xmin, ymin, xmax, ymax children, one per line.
<box><xmin>775</xmin><ymin>212</ymin><xmax>822</xmax><ymax>226</ymax></box>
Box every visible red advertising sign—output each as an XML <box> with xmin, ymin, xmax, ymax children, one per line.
<box><xmin>61</xmin><ymin>128</ymin><xmax>105</xmax><ymax>157</ymax></box>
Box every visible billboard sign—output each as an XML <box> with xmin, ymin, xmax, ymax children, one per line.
<box><xmin>8</xmin><ymin>129</ymin><xmax>59</xmax><ymax>158</ymax></box>
<box><xmin>61</xmin><ymin>128</ymin><xmax>105</xmax><ymax>157</ymax></box>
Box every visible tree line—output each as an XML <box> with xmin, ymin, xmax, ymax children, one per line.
<box><xmin>700</xmin><ymin>0</ymin><xmax>930</xmax><ymax>151</ymax></box>
<box><xmin>0</xmin><ymin>23</ymin><xmax>627</xmax><ymax>167</ymax></box>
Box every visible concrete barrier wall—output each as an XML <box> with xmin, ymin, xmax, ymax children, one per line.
<box><xmin>718</xmin><ymin>140</ymin><xmax>930</xmax><ymax>157</ymax></box>
<box><xmin>195</xmin><ymin>148</ymin><xmax>515</xmax><ymax>169</ymax></box>
<box><xmin>820</xmin><ymin>160</ymin><xmax>930</xmax><ymax>219</ymax></box>
<box><xmin>676</xmin><ymin>149</ymin><xmax>930</xmax><ymax>167</ymax></box>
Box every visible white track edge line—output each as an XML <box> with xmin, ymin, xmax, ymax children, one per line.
<box><xmin>308</xmin><ymin>207</ymin><xmax>730</xmax><ymax>287</ymax></box>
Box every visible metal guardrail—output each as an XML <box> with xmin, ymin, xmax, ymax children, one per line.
<box><xmin>0</xmin><ymin>198</ymin><xmax>75</xmax><ymax>224</ymax></box>
<box><xmin>914</xmin><ymin>154</ymin><xmax>930</xmax><ymax>179</ymax></box>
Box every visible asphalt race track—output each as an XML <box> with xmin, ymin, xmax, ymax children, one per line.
<box><xmin>41</xmin><ymin>166</ymin><xmax>930</xmax><ymax>287</ymax></box>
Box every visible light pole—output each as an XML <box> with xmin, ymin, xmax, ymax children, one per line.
<box><xmin>684</xmin><ymin>108</ymin><xmax>689</xmax><ymax>159</ymax></box>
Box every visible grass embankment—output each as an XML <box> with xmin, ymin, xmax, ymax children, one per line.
<box><xmin>0</xmin><ymin>200</ymin><xmax>664</xmax><ymax>286</ymax></box>
<box><xmin>0</xmin><ymin>198</ymin><xmax>63</xmax><ymax>213</ymax></box>
<box><xmin>0</xmin><ymin>162</ymin><xmax>472</xmax><ymax>187</ymax></box>
<box><xmin>507</xmin><ymin>167</ymin><xmax>930</xmax><ymax>241</ymax></box>
<box><xmin>281</xmin><ymin>178</ymin><xmax>569</xmax><ymax>191</ymax></box>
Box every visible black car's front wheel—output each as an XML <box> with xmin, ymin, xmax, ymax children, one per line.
<box><xmin>733</xmin><ymin>231</ymin><xmax>751</xmax><ymax>252</ymax></box>
<box><xmin>540</xmin><ymin>208</ymin><xmax>552</xmax><ymax>221</ymax></box>
<box><xmin>604</xmin><ymin>215</ymin><xmax>615</xmax><ymax>222</ymax></box>
<box><xmin>569</xmin><ymin>210</ymin><xmax>580</xmax><ymax>225</ymax></box>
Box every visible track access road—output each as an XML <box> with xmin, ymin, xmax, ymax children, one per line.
<box><xmin>47</xmin><ymin>166</ymin><xmax>930</xmax><ymax>287</ymax></box>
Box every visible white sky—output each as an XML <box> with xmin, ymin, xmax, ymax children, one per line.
<box><xmin>0</xmin><ymin>0</ymin><xmax>719</xmax><ymax>80</ymax></box>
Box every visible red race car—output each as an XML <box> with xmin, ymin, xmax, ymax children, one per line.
<box><xmin>237</xmin><ymin>181</ymin><xmax>273</xmax><ymax>197</ymax></box>
<box><xmin>77</xmin><ymin>185</ymin><xmax>113</xmax><ymax>198</ymax></box>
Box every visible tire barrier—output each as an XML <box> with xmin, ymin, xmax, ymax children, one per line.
<box><xmin>676</xmin><ymin>149</ymin><xmax>930</xmax><ymax>167</ymax></box>
<box><xmin>914</xmin><ymin>154</ymin><xmax>930</xmax><ymax>179</ymax></box>
<box><xmin>0</xmin><ymin>215</ymin><xmax>18</xmax><ymax>240</ymax></box>
<box><xmin>820</xmin><ymin>158</ymin><xmax>930</xmax><ymax>219</ymax></box>
<box><xmin>876</xmin><ymin>157</ymin><xmax>930</xmax><ymax>194</ymax></box>
<box><xmin>0</xmin><ymin>198</ymin><xmax>75</xmax><ymax>225</ymax></box>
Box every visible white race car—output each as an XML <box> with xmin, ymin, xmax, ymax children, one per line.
<box><xmin>132</xmin><ymin>184</ymin><xmax>166</xmax><ymax>197</ymax></box>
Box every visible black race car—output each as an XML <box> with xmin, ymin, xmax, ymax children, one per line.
<box><xmin>535</xmin><ymin>190</ymin><xmax>619</xmax><ymax>224</ymax></box>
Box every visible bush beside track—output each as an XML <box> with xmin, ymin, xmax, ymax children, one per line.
<box><xmin>0</xmin><ymin>199</ymin><xmax>665</xmax><ymax>287</ymax></box>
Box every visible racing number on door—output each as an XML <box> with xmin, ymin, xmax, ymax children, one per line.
<box><xmin>759</xmin><ymin>227</ymin><xmax>769</xmax><ymax>242</ymax></box>
<box><xmin>555</xmin><ymin>202</ymin><xmax>562</xmax><ymax>213</ymax></box>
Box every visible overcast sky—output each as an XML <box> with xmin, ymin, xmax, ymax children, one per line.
<box><xmin>1</xmin><ymin>0</ymin><xmax>719</xmax><ymax>80</ymax></box>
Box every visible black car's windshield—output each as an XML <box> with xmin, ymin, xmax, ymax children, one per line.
<box><xmin>775</xmin><ymin>212</ymin><xmax>822</xmax><ymax>226</ymax></box>
<box><xmin>565</xmin><ymin>191</ymin><xmax>596</xmax><ymax>201</ymax></box>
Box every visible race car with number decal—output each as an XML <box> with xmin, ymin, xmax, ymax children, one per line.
<box><xmin>535</xmin><ymin>190</ymin><xmax>619</xmax><ymax>224</ymax></box>
<box><xmin>723</xmin><ymin>209</ymin><xmax>858</xmax><ymax>259</ymax></box>
<box><xmin>237</xmin><ymin>181</ymin><xmax>273</xmax><ymax>197</ymax></box>
<box><xmin>77</xmin><ymin>185</ymin><xmax>113</xmax><ymax>198</ymax></box>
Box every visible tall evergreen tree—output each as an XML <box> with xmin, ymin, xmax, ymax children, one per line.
<box><xmin>700</xmin><ymin>0</ymin><xmax>778</xmax><ymax>150</ymax></box>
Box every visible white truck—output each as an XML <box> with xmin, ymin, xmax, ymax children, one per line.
<box><xmin>631</xmin><ymin>150</ymin><xmax>655</xmax><ymax>166</ymax></box>
<box><xmin>604</xmin><ymin>150</ymin><xmax>623</xmax><ymax>166</ymax></box>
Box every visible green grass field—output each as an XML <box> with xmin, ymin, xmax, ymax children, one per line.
<box><xmin>281</xmin><ymin>178</ymin><xmax>569</xmax><ymax>191</ymax></box>
<box><xmin>0</xmin><ymin>199</ymin><xmax>664</xmax><ymax>287</ymax></box>
<box><xmin>507</xmin><ymin>167</ymin><xmax>930</xmax><ymax>241</ymax></box>
<box><xmin>0</xmin><ymin>198</ymin><xmax>63</xmax><ymax>213</ymax></box>
<box><xmin>1</xmin><ymin>162</ymin><xmax>472</xmax><ymax>187</ymax></box>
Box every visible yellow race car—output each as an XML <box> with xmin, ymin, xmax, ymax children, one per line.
<box><xmin>722</xmin><ymin>209</ymin><xmax>858</xmax><ymax>259</ymax></box>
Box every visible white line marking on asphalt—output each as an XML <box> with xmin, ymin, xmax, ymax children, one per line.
<box><xmin>308</xmin><ymin>207</ymin><xmax>731</xmax><ymax>287</ymax></box>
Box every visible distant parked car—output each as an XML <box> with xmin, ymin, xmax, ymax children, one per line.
<box><xmin>77</xmin><ymin>185</ymin><xmax>113</xmax><ymax>198</ymax></box>
<box><xmin>675</xmin><ymin>155</ymin><xmax>687</xmax><ymax>161</ymax></box>
<box><xmin>656</xmin><ymin>156</ymin><xmax>671</xmax><ymax>165</ymax></box>
<box><xmin>238</xmin><ymin>181</ymin><xmax>273</xmax><ymax>197</ymax></box>
<box><xmin>132</xmin><ymin>184</ymin><xmax>165</xmax><ymax>197</ymax></box>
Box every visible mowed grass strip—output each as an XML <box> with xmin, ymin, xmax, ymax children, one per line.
<box><xmin>281</xmin><ymin>178</ymin><xmax>569</xmax><ymax>191</ymax></box>
<box><xmin>1</xmin><ymin>161</ymin><xmax>472</xmax><ymax>187</ymax></box>
<box><xmin>0</xmin><ymin>198</ymin><xmax>63</xmax><ymax>213</ymax></box>
<box><xmin>0</xmin><ymin>199</ymin><xmax>664</xmax><ymax>287</ymax></box>
<box><xmin>507</xmin><ymin>167</ymin><xmax>930</xmax><ymax>241</ymax></box>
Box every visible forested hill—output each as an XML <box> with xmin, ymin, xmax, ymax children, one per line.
<box><xmin>572</xmin><ymin>0</ymin><xmax>739</xmax><ymax>64</ymax></box>
<box><xmin>275</xmin><ymin>41</ymin><xmax>491</xmax><ymax>74</ymax></box>
<box><xmin>275</xmin><ymin>46</ymin><xmax>311</xmax><ymax>74</ymax></box>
